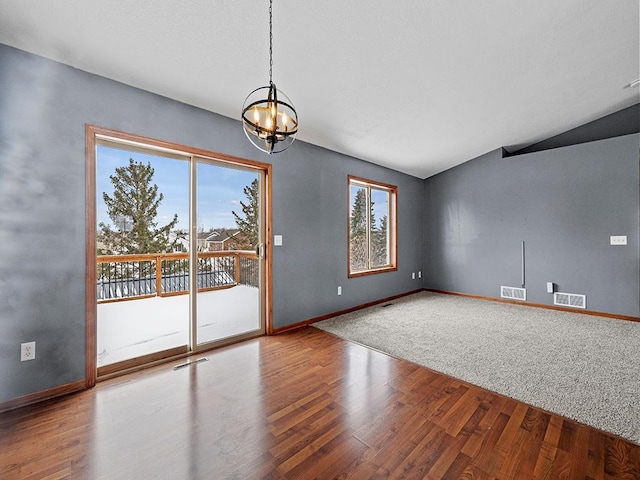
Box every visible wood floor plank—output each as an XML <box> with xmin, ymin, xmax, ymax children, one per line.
<box><xmin>0</xmin><ymin>327</ymin><xmax>638</xmax><ymax>479</ymax></box>
<box><xmin>548</xmin><ymin>448</ymin><xmax>574</xmax><ymax>479</ymax></box>
<box><xmin>587</xmin><ymin>428</ymin><xmax>607</xmax><ymax>480</ymax></box>
<box><xmin>459</xmin><ymin>463</ymin><xmax>496</xmax><ymax>480</ymax></box>
<box><xmin>521</xmin><ymin>406</ymin><xmax>551</xmax><ymax>442</ymax></box>
<box><xmin>440</xmin><ymin>451</ymin><xmax>473</xmax><ymax>480</ymax></box>
<box><xmin>437</xmin><ymin>386</ymin><xmax>483</xmax><ymax>436</ymax></box>
<box><xmin>496</xmin><ymin>428</ymin><xmax>543</xmax><ymax>479</ymax></box>
<box><xmin>483</xmin><ymin>402</ymin><xmax>530</xmax><ymax>476</ymax></box>
<box><xmin>569</xmin><ymin>421</ymin><xmax>591</xmax><ymax>479</ymax></box>
<box><xmin>372</xmin><ymin>419</ymin><xmax>441</xmax><ymax>476</ymax></box>
<box><xmin>605</xmin><ymin>436</ymin><xmax>640</xmax><ymax>479</ymax></box>
<box><xmin>461</xmin><ymin>393</ymin><xmax>506</xmax><ymax>458</ymax></box>
<box><xmin>388</xmin><ymin>423</ymin><xmax>449</xmax><ymax>480</ymax></box>
<box><xmin>276</xmin><ymin>418</ymin><xmax>347</xmax><ymax>474</ymax></box>
<box><xmin>424</xmin><ymin>430</ymin><xmax>471</xmax><ymax>478</ymax></box>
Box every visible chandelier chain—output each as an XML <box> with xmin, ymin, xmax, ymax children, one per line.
<box><xmin>269</xmin><ymin>0</ymin><xmax>273</xmax><ymax>84</ymax></box>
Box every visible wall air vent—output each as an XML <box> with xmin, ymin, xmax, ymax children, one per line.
<box><xmin>554</xmin><ymin>292</ymin><xmax>586</xmax><ymax>309</ymax></box>
<box><xmin>501</xmin><ymin>286</ymin><xmax>527</xmax><ymax>301</ymax></box>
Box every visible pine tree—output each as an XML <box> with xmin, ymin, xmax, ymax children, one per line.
<box><xmin>98</xmin><ymin>158</ymin><xmax>179</xmax><ymax>256</ymax></box>
<box><xmin>372</xmin><ymin>214</ymin><xmax>388</xmax><ymax>267</ymax></box>
<box><xmin>232</xmin><ymin>178</ymin><xmax>259</xmax><ymax>249</ymax></box>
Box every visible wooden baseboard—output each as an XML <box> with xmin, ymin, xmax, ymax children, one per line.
<box><xmin>271</xmin><ymin>289</ymin><xmax>424</xmax><ymax>334</ymax></box>
<box><xmin>426</xmin><ymin>289</ymin><xmax>640</xmax><ymax>323</ymax></box>
<box><xmin>0</xmin><ymin>380</ymin><xmax>86</xmax><ymax>414</ymax></box>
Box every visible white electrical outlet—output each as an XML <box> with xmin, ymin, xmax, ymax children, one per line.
<box><xmin>274</xmin><ymin>235</ymin><xmax>283</xmax><ymax>246</ymax></box>
<box><xmin>610</xmin><ymin>235</ymin><xmax>627</xmax><ymax>246</ymax></box>
<box><xmin>546</xmin><ymin>282</ymin><xmax>554</xmax><ymax>294</ymax></box>
<box><xmin>418</xmin><ymin>271</ymin><xmax>422</xmax><ymax>279</ymax></box>
<box><xmin>412</xmin><ymin>272</ymin><xmax>415</xmax><ymax>280</ymax></box>
<box><xmin>21</xmin><ymin>342</ymin><xmax>35</xmax><ymax>361</ymax></box>
<box><xmin>337</xmin><ymin>286</ymin><xmax>342</xmax><ymax>296</ymax></box>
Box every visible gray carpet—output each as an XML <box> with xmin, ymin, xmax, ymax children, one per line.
<box><xmin>314</xmin><ymin>291</ymin><xmax>640</xmax><ymax>444</ymax></box>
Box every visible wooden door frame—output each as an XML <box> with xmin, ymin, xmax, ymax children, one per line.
<box><xmin>85</xmin><ymin>124</ymin><xmax>273</xmax><ymax>388</ymax></box>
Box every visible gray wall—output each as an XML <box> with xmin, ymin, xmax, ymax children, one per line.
<box><xmin>0</xmin><ymin>44</ymin><xmax>423</xmax><ymax>403</ymax></box>
<box><xmin>423</xmin><ymin>134</ymin><xmax>640</xmax><ymax>317</ymax></box>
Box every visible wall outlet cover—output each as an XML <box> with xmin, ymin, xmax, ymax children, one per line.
<box><xmin>610</xmin><ymin>235</ymin><xmax>627</xmax><ymax>245</ymax></box>
<box><xmin>21</xmin><ymin>342</ymin><xmax>36</xmax><ymax>361</ymax></box>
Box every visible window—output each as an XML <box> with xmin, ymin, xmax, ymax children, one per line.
<box><xmin>348</xmin><ymin>176</ymin><xmax>397</xmax><ymax>276</ymax></box>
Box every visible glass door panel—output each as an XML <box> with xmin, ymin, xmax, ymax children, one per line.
<box><xmin>96</xmin><ymin>143</ymin><xmax>190</xmax><ymax>369</ymax></box>
<box><xmin>195</xmin><ymin>161</ymin><xmax>262</xmax><ymax>345</ymax></box>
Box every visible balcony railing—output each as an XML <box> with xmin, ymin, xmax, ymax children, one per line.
<box><xmin>97</xmin><ymin>251</ymin><xmax>259</xmax><ymax>303</ymax></box>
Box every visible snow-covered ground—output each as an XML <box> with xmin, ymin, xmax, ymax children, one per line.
<box><xmin>97</xmin><ymin>286</ymin><xmax>260</xmax><ymax>366</ymax></box>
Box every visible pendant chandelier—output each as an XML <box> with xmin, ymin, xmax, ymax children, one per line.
<box><xmin>241</xmin><ymin>0</ymin><xmax>298</xmax><ymax>154</ymax></box>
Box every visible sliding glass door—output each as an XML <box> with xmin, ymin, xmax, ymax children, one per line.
<box><xmin>93</xmin><ymin>132</ymin><xmax>267</xmax><ymax>376</ymax></box>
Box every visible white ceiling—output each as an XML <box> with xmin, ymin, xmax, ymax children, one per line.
<box><xmin>0</xmin><ymin>1</ymin><xmax>638</xmax><ymax>178</ymax></box>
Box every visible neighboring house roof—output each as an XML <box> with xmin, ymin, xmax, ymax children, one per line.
<box><xmin>205</xmin><ymin>229</ymin><xmax>241</xmax><ymax>243</ymax></box>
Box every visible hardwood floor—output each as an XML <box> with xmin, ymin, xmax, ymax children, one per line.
<box><xmin>1</xmin><ymin>327</ymin><xmax>638</xmax><ymax>479</ymax></box>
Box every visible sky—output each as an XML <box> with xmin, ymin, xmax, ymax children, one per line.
<box><xmin>97</xmin><ymin>145</ymin><xmax>259</xmax><ymax>232</ymax></box>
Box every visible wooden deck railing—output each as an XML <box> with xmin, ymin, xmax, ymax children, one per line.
<box><xmin>97</xmin><ymin>251</ymin><xmax>259</xmax><ymax>303</ymax></box>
